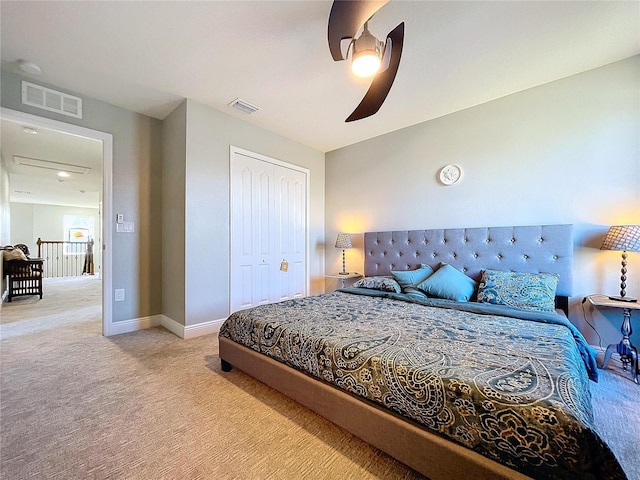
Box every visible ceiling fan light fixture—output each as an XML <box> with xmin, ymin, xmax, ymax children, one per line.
<box><xmin>351</xmin><ymin>23</ymin><xmax>383</xmax><ymax>78</ymax></box>
<box><xmin>352</xmin><ymin>50</ymin><xmax>382</xmax><ymax>78</ymax></box>
<box><xmin>328</xmin><ymin>2</ymin><xmax>404</xmax><ymax>122</ymax></box>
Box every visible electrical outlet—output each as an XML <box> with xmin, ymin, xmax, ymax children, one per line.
<box><xmin>115</xmin><ymin>288</ymin><xmax>125</xmax><ymax>302</ymax></box>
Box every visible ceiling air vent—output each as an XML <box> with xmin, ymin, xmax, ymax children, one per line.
<box><xmin>228</xmin><ymin>98</ymin><xmax>259</xmax><ymax>115</ymax></box>
<box><xmin>14</xmin><ymin>156</ymin><xmax>91</xmax><ymax>174</ymax></box>
<box><xmin>22</xmin><ymin>81</ymin><xmax>83</xmax><ymax>119</ymax></box>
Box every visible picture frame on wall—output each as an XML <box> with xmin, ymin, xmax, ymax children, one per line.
<box><xmin>68</xmin><ymin>228</ymin><xmax>89</xmax><ymax>243</ymax></box>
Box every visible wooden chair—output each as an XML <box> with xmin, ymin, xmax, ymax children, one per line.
<box><xmin>3</xmin><ymin>246</ymin><xmax>44</xmax><ymax>302</ymax></box>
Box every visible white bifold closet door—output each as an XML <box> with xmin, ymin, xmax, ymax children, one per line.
<box><xmin>230</xmin><ymin>148</ymin><xmax>307</xmax><ymax>313</ymax></box>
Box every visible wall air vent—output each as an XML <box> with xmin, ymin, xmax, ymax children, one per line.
<box><xmin>14</xmin><ymin>156</ymin><xmax>91</xmax><ymax>174</ymax></box>
<box><xmin>228</xmin><ymin>98</ymin><xmax>260</xmax><ymax>115</ymax></box>
<box><xmin>21</xmin><ymin>81</ymin><xmax>83</xmax><ymax>119</ymax></box>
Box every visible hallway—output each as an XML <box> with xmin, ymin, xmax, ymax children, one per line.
<box><xmin>0</xmin><ymin>276</ymin><xmax>101</xmax><ymax>339</ymax></box>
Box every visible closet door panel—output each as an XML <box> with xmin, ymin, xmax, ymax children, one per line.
<box><xmin>231</xmin><ymin>148</ymin><xmax>307</xmax><ymax>313</ymax></box>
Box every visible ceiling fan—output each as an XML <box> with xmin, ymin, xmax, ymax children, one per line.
<box><xmin>328</xmin><ymin>0</ymin><xmax>404</xmax><ymax>122</ymax></box>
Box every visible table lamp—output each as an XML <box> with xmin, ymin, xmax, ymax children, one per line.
<box><xmin>600</xmin><ymin>225</ymin><xmax>640</xmax><ymax>302</ymax></box>
<box><xmin>335</xmin><ymin>233</ymin><xmax>352</xmax><ymax>275</ymax></box>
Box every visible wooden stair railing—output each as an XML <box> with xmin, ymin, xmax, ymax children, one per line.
<box><xmin>36</xmin><ymin>238</ymin><xmax>95</xmax><ymax>278</ymax></box>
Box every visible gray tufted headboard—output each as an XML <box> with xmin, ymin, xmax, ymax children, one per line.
<box><xmin>364</xmin><ymin>224</ymin><xmax>573</xmax><ymax>298</ymax></box>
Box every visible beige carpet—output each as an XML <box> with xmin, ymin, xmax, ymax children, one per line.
<box><xmin>1</xmin><ymin>277</ymin><xmax>421</xmax><ymax>479</ymax></box>
<box><xmin>590</xmin><ymin>351</ymin><xmax>640</xmax><ymax>480</ymax></box>
<box><xmin>1</xmin><ymin>277</ymin><xmax>638</xmax><ymax>480</ymax></box>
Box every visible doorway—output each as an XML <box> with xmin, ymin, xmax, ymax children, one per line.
<box><xmin>1</xmin><ymin>107</ymin><xmax>113</xmax><ymax>335</ymax></box>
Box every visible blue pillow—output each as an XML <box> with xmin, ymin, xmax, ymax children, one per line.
<box><xmin>416</xmin><ymin>263</ymin><xmax>477</xmax><ymax>302</ymax></box>
<box><xmin>352</xmin><ymin>276</ymin><xmax>402</xmax><ymax>293</ymax></box>
<box><xmin>477</xmin><ymin>269</ymin><xmax>559</xmax><ymax>313</ymax></box>
<box><xmin>391</xmin><ymin>264</ymin><xmax>434</xmax><ymax>290</ymax></box>
<box><xmin>402</xmin><ymin>287</ymin><xmax>430</xmax><ymax>301</ymax></box>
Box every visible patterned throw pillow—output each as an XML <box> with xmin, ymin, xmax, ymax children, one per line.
<box><xmin>390</xmin><ymin>264</ymin><xmax>434</xmax><ymax>290</ymax></box>
<box><xmin>352</xmin><ymin>276</ymin><xmax>402</xmax><ymax>293</ymax></box>
<box><xmin>416</xmin><ymin>263</ymin><xmax>477</xmax><ymax>302</ymax></box>
<box><xmin>477</xmin><ymin>269</ymin><xmax>559</xmax><ymax>313</ymax></box>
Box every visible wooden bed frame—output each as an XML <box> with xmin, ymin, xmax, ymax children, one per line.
<box><xmin>219</xmin><ymin>224</ymin><xmax>574</xmax><ymax>479</ymax></box>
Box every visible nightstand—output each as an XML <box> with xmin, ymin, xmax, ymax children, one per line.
<box><xmin>586</xmin><ymin>294</ymin><xmax>640</xmax><ymax>384</ymax></box>
<box><xmin>325</xmin><ymin>273</ymin><xmax>361</xmax><ymax>289</ymax></box>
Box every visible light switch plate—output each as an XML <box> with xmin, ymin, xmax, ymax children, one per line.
<box><xmin>115</xmin><ymin>288</ymin><xmax>125</xmax><ymax>302</ymax></box>
<box><xmin>116</xmin><ymin>222</ymin><xmax>134</xmax><ymax>233</ymax></box>
<box><xmin>116</xmin><ymin>213</ymin><xmax>124</xmax><ymax>224</ymax></box>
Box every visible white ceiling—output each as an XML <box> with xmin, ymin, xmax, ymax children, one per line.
<box><xmin>1</xmin><ymin>1</ymin><xmax>639</xmax><ymax>157</ymax></box>
<box><xmin>1</xmin><ymin>1</ymin><xmax>640</xmax><ymax>151</ymax></box>
<box><xmin>1</xmin><ymin>118</ymin><xmax>103</xmax><ymax>208</ymax></box>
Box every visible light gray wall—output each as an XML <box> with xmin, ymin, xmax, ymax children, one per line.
<box><xmin>325</xmin><ymin>56</ymin><xmax>640</xmax><ymax>346</ymax></box>
<box><xmin>0</xmin><ymin>151</ymin><xmax>8</xmax><ymax>293</ymax></box>
<box><xmin>0</xmin><ymin>151</ymin><xmax>9</xmax><ymax>246</ymax></box>
<box><xmin>181</xmin><ymin>99</ymin><xmax>325</xmax><ymax>326</ymax></box>
<box><xmin>1</xmin><ymin>70</ymin><xmax>163</xmax><ymax>322</ymax></box>
<box><xmin>161</xmin><ymin>101</ymin><xmax>187</xmax><ymax>324</ymax></box>
<box><xmin>8</xmin><ymin>202</ymin><xmax>33</xmax><ymax>250</ymax></box>
<box><xmin>0</xmin><ymin>152</ymin><xmax>6</xmax><ymax>294</ymax></box>
<box><xmin>1</xmin><ymin>70</ymin><xmax>324</xmax><ymax>329</ymax></box>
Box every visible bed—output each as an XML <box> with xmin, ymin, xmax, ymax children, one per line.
<box><xmin>219</xmin><ymin>224</ymin><xmax>626</xmax><ymax>480</ymax></box>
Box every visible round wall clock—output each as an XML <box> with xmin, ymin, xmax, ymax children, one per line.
<box><xmin>439</xmin><ymin>164</ymin><xmax>463</xmax><ymax>185</ymax></box>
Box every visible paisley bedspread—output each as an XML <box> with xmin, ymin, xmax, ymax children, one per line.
<box><xmin>219</xmin><ymin>290</ymin><xmax>626</xmax><ymax>480</ymax></box>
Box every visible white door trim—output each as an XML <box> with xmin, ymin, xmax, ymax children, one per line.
<box><xmin>1</xmin><ymin>107</ymin><xmax>114</xmax><ymax>336</ymax></box>
<box><xmin>229</xmin><ymin>146</ymin><xmax>310</xmax><ymax>312</ymax></box>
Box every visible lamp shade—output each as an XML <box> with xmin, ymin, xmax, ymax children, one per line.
<box><xmin>600</xmin><ymin>225</ymin><xmax>640</xmax><ymax>252</ymax></box>
<box><xmin>335</xmin><ymin>233</ymin><xmax>353</xmax><ymax>249</ymax></box>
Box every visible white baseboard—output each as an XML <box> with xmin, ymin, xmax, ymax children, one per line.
<box><xmin>108</xmin><ymin>315</ymin><xmax>162</xmax><ymax>336</ymax></box>
<box><xmin>107</xmin><ymin>314</ymin><xmax>224</xmax><ymax>339</ymax></box>
<box><xmin>158</xmin><ymin>315</ymin><xmax>184</xmax><ymax>338</ymax></box>
<box><xmin>160</xmin><ymin>315</ymin><xmax>225</xmax><ymax>339</ymax></box>
<box><xmin>184</xmin><ymin>318</ymin><xmax>226</xmax><ymax>339</ymax></box>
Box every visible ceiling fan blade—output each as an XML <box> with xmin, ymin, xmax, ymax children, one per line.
<box><xmin>346</xmin><ymin>22</ymin><xmax>404</xmax><ymax>122</ymax></box>
<box><xmin>328</xmin><ymin>0</ymin><xmax>389</xmax><ymax>61</ymax></box>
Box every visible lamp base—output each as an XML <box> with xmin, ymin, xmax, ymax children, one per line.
<box><xmin>339</xmin><ymin>272</ymin><xmax>350</xmax><ymax>275</ymax></box>
<box><xmin>608</xmin><ymin>295</ymin><xmax>638</xmax><ymax>303</ymax></box>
